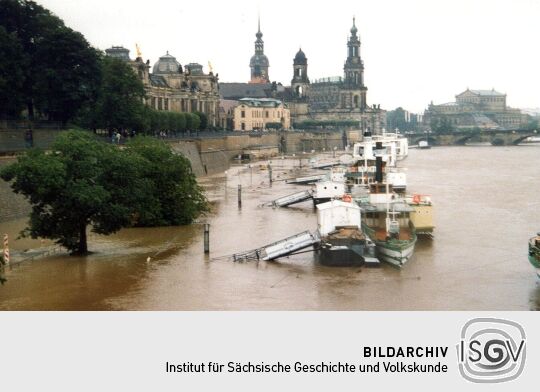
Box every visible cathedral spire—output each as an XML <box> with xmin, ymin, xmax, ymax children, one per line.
<box><xmin>250</xmin><ymin>15</ymin><xmax>269</xmax><ymax>83</ymax></box>
<box><xmin>350</xmin><ymin>16</ymin><xmax>358</xmax><ymax>36</ymax></box>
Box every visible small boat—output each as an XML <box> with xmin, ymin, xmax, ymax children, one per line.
<box><xmin>315</xmin><ymin>199</ymin><xmax>379</xmax><ymax>267</ymax></box>
<box><xmin>418</xmin><ymin>140</ymin><xmax>431</xmax><ymax>149</ymax></box>
<box><xmin>528</xmin><ymin>233</ymin><xmax>540</xmax><ymax>278</ymax></box>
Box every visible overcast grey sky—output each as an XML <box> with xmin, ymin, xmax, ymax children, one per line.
<box><xmin>37</xmin><ymin>0</ymin><xmax>540</xmax><ymax>113</ymax></box>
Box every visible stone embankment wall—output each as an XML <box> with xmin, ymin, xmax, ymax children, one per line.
<box><xmin>0</xmin><ymin>129</ymin><xmax>58</xmax><ymax>153</ymax></box>
<box><xmin>0</xmin><ymin>129</ymin><xmax>349</xmax><ymax>222</ymax></box>
<box><xmin>0</xmin><ymin>158</ymin><xmax>31</xmax><ymax>223</ymax></box>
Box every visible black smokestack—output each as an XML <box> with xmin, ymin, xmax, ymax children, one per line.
<box><xmin>375</xmin><ymin>141</ymin><xmax>383</xmax><ymax>183</ymax></box>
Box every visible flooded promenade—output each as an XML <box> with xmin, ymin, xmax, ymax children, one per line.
<box><xmin>1</xmin><ymin>145</ymin><xmax>539</xmax><ymax>310</ymax></box>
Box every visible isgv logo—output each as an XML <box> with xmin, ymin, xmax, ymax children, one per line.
<box><xmin>457</xmin><ymin>318</ymin><xmax>526</xmax><ymax>383</ymax></box>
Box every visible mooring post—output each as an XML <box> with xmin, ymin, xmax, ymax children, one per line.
<box><xmin>203</xmin><ymin>224</ymin><xmax>210</xmax><ymax>254</ymax></box>
<box><xmin>2</xmin><ymin>234</ymin><xmax>9</xmax><ymax>266</ymax></box>
<box><xmin>268</xmin><ymin>164</ymin><xmax>273</xmax><ymax>185</ymax></box>
<box><xmin>238</xmin><ymin>184</ymin><xmax>242</xmax><ymax>208</ymax></box>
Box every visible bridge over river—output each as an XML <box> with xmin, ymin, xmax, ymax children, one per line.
<box><xmin>406</xmin><ymin>129</ymin><xmax>539</xmax><ymax>146</ymax></box>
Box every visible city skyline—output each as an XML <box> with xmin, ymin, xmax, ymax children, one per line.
<box><xmin>37</xmin><ymin>0</ymin><xmax>540</xmax><ymax>113</ymax></box>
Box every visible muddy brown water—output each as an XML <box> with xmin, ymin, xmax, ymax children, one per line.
<box><xmin>1</xmin><ymin>146</ymin><xmax>539</xmax><ymax>310</ymax></box>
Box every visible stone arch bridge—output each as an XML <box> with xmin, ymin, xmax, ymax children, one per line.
<box><xmin>407</xmin><ymin>129</ymin><xmax>539</xmax><ymax>146</ymax></box>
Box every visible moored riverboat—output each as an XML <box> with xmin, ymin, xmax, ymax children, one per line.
<box><xmin>358</xmin><ymin>183</ymin><xmax>417</xmax><ymax>267</ymax></box>
<box><xmin>528</xmin><ymin>233</ymin><xmax>540</xmax><ymax>278</ymax></box>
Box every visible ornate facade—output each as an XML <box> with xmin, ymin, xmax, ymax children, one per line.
<box><xmin>425</xmin><ymin>88</ymin><xmax>529</xmax><ymax>130</ymax></box>
<box><xmin>284</xmin><ymin>18</ymin><xmax>385</xmax><ymax>133</ymax></box>
<box><xmin>220</xmin><ymin>17</ymin><xmax>386</xmax><ymax>133</ymax></box>
<box><xmin>105</xmin><ymin>46</ymin><xmax>220</xmax><ymax>127</ymax></box>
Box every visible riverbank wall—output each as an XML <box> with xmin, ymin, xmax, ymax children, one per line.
<box><xmin>0</xmin><ymin>129</ymin><xmax>348</xmax><ymax>222</ymax></box>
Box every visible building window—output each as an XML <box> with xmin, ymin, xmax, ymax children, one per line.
<box><xmin>158</xmin><ymin>98</ymin><xmax>163</xmax><ymax>110</ymax></box>
<box><xmin>241</xmin><ymin>123</ymin><xmax>245</xmax><ymax>131</ymax></box>
<box><xmin>265</xmin><ymin>111</ymin><xmax>269</xmax><ymax>118</ymax></box>
<box><xmin>241</xmin><ymin>111</ymin><xmax>245</xmax><ymax>118</ymax></box>
<box><xmin>164</xmin><ymin>98</ymin><xmax>169</xmax><ymax>111</ymax></box>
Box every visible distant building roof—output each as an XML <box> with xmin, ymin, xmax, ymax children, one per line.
<box><xmin>458</xmin><ymin>88</ymin><xmax>505</xmax><ymax>97</ymax></box>
<box><xmin>294</xmin><ymin>48</ymin><xmax>307</xmax><ymax>65</ymax></box>
<box><xmin>470</xmin><ymin>89</ymin><xmax>505</xmax><ymax>96</ymax></box>
<box><xmin>312</xmin><ymin>76</ymin><xmax>343</xmax><ymax>84</ymax></box>
<box><xmin>149</xmin><ymin>74</ymin><xmax>169</xmax><ymax>88</ymax></box>
<box><xmin>238</xmin><ymin>97</ymin><xmax>284</xmax><ymax>108</ymax></box>
<box><xmin>219</xmin><ymin>99</ymin><xmax>238</xmax><ymax>113</ymax></box>
<box><xmin>105</xmin><ymin>46</ymin><xmax>131</xmax><ymax>61</ymax></box>
<box><xmin>153</xmin><ymin>52</ymin><xmax>182</xmax><ymax>74</ymax></box>
<box><xmin>186</xmin><ymin>63</ymin><xmax>204</xmax><ymax>75</ymax></box>
<box><xmin>219</xmin><ymin>82</ymin><xmax>271</xmax><ymax>99</ymax></box>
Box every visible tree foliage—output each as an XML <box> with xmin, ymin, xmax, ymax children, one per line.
<box><xmin>386</xmin><ymin>107</ymin><xmax>419</xmax><ymax>132</ymax></box>
<box><xmin>430</xmin><ymin>116</ymin><xmax>455</xmax><ymax>134</ymax></box>
<box><xmin>194</xmin><ymin>111</ymin><xmax>208</xmax><ymax>130</ymax></box>
<box><xmin>79</xmin><ymin>56</ymin><xmax>147</xmax><ymax>131</ymax></box>
<box><xmin>293</xmin><ymin>120</ymin><xmax>358</xmax><ymax>129</ymax></box>
<box><xmin>0</xmin><ymin>0</ymin><xmax>101</xmax><ymax>122</ymax></box>
<box><xmin>0</xmin><ymin>131</ymin><xmax>207</xmax><ymax>254</ymax></box>
<box><xmin>0</xmin><ymin>25</ymin><xmax>25</xmax><ymax>118</ymax></box>
<box><xmin>265</xmin><ymin>122</ymin><xmax>282</xmax><ymax>130</ymax></box>
<box><xmin>127</xmin><ymin>137</ymin><xmax>208</xmax><ymax>226</ymax></box>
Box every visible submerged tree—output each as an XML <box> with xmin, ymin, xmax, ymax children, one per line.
<box><xmin>127</xmin><ymin>136</ymin><xmax>208</xmax><ymax>226</ymax></box>
<box><xmin>0</xmin><ymin>131</ymin><xmax>207</xmax><ymax>254</ymax></box>
<box><xmin>86</xmin><ymin>56</ymin><xmax>147</xmax><ymax>132</ymax></box>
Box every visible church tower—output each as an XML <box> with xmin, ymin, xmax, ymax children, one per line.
<box><xmin>342</xmin><ymin>17</ymin><xmax>367</xmax><ymax>110</ymax></box>
<box><xmin>249</xmin><ymin>18</ymin><xmax>270</xmax><ymax>84</ymax></box>
<box><xmin>291</xmin><ymin>48</ymin><xmax>309</xmax><ymax>99</ymax></box>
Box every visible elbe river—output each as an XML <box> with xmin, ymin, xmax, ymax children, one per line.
<box><xmin>1</xmin><ymin>145</ymin><xmax>539</xmax><ymax>310</ymax></box>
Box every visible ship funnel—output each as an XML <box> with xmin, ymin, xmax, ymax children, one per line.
<box><xmin>375</xmin><ymin>141</ymin><xmax>384</xmax><ymax>183</ymax></box>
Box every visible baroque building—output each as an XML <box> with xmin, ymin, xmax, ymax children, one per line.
<box><xmin>425</xmin><ymin>88</ymin><xmax>529</xmax><ymax>130</ymax></box>
<box><xmin>105</xmin><ymin>46</ymin><xmax>220</xmax><ymax>127</ymax></box>
<box><xmin>231</xmin><ymin>98</ymin><xmax>290</xmax><ymax>131</ymax></box>
<box><xmin>220</xmin><ymin>17</ymin><xmax>385</xmax><ymax>133</ymax></box>
<box><xmin>284</xmin><ymin>18</ymin><xmax>385</xmax><ymax>133</ymax></box>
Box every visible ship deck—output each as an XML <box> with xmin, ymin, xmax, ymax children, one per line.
<box><xmin>374</xmin><ymin>228</ymin><xmax>413</xmax><ymax>241</ymax></box>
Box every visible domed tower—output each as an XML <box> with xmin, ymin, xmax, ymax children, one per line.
<box><xmin>249</xmin><ymin>18</ymin><xmax>270</xmax><ymax>84</ymax></box>
<box><xmin>343</xmin><ymin>17</ymin><xmax>367</xmax><ymax>110</ymax></box>
<box><xmin>291</xmin><ymin>48</ymin><xmax>309</xmax><ymax>99</ymax></box>
<box><xmin>153</xmin><ymin>51</ymin><xmax>183</xmax><ymax>75</ymax></box>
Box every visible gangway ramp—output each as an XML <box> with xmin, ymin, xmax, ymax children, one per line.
<box><xmin>271</xmin><ymin>190</ymin><xmax>313</xmax><ymax>207</ymax></box>
<box><xmin>233</xmin><ymin>230</ymin><xmax>321</xmax><ymax>262</ymax></box>
<box><xmin>285</xmin><ymin>174</ymin><xmax>328</xmax><ymax>185</ymax></box>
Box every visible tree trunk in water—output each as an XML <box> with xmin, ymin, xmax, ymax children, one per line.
<box><xmin>27</xmin><ymin>100</ymin><xmax>34</xmax><ymax>121</ymax></box>
<box><xmin>78</xmin><ymin>223</ymin><xmax>88</xmax><ymax>254</ymax></box>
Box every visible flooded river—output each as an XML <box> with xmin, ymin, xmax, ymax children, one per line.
<box><xmin>1</xmin><ymin>146</ymin><xmax>539</xmax><ymax>310</ymax></box>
